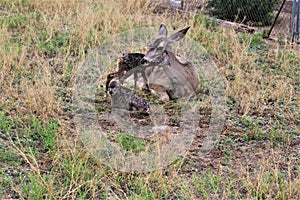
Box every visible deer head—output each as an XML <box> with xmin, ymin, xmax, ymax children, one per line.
<box><xmin>141</xmin><ymin>23</ymin><xmax>200</xmax><ymax>100</ymax></box>
<box><xmin>143</xmin><ymin>23</ymin><xmax>190</xmax><ymax>64</ymax></box>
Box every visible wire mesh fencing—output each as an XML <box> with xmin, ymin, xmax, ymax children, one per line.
<box><xmin>266</xmin><ymin>0</ymin><xmax>294</xmax><ymax>41</ymax></box>
<box><xmin>151</xmin><ymin>0</ymin><xmax>295</xmax><ymax>42</ymax></box>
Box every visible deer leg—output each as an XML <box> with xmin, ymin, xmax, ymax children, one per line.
<box><xmin>106</xmin><ymin>73</ymin><xmax>115</xmax><ymax>93</ymax></box>
<box><xmin>140</xmin><ymin>68</ymin><xmax>150</xmax><ymax>91</ymax></box>
<box><xmin>134</xmin><ymin>67</ymin><xmax>149</xmax><ymax>91</ymax></box>
<box><xmin>134</xmin><ymin>71</ymin><xmax>138</xmax><ymax>91</ymax></box>
<box><xmin>120</xmin><ymin>63</ymin><xmax>153</xmax><ymax>90</ymax></box>
<box><xmin>166</xmin><ymin>89</ymin><xmax>177</xmax><ymax>100</ymax></box>
<box><xmin>119</xmin><ymin>69</ymin><xmax>135</xmax><ymax>85</ymax></box>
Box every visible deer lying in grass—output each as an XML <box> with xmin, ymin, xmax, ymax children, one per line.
<box><xmin>105</xmin><ymin>53</ymin><xmax>148</xmax><ymax>93</ymax></box>
<box><xmin>120</xmin><ymin>23</ymin><xmax>200</xmax><ymax>101</ymax></box>
<box><xmin>108</xmin><ymin>80</ymin><xmax>150</xmax><ymax>117</ymax></box>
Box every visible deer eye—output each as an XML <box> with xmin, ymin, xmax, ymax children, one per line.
<box><xmin>157</xmin><ymin>46</ymin><xmax>164</xmax><ymax>51</ymax></box>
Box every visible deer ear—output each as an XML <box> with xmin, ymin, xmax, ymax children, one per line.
<box><xmin>158</xmin><ymin>23</ymin><xmax>168</xmax><ymax>37</ymax></box>
<box><xmin>168</xmin><ymin>26</ymin><xmax>190</xmax><ymax>42</ymax></box>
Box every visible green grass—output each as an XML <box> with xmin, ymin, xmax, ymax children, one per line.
<box><xmin>118</xmin><ymin>132</ymin><xmax>146</xmax><ymax>153</ymax></box>
<box><xmin>0</xmin><ymin>13</ymin><xmax>28</xmax><ymax>29</ymax></box>
<box><xmin>0</xmin><ymin>112</ymin><xmax>59</xmax><ymax>198</ymax></box>
<box><xmin>0</xmin><ymin>146</ymin><xmax>21</xmax><ymax>166</ymax></box>
<box><xmin>0</xmin><ymin>0</ymin><xmax>299</xmax><ymax>199</ymax></box>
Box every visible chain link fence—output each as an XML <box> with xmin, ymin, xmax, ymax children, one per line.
<box><xmin>151</xmin><ymin>0</ymin><xmax>295</xmax><ymax>41</ymax></box>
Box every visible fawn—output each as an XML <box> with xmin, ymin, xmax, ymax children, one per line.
<box><xmin>105</xmin><ymin>53</ymin><xmax>148</xmax><ymax>93</ymax></box>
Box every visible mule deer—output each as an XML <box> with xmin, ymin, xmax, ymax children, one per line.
<box><xmin>120</xmin><ymin>23</ymin><xmax>200</xmax><ymax>101</ymax></box>
<box><xmin>105</xmin><ymin>53</ymin><xmax>148</xmax><ymax>93</ymax></box>
<box><xmin>108</xmin><ymin>80</ymin><xmax>150</xmax><ymax>117</ymax></box>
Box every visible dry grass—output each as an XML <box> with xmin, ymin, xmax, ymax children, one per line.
<box><xmin>0</xmin><ymin>0</ymin><xmax>299</xmax><ymax>199</ymax></box>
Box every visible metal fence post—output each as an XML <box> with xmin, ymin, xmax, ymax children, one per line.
<box><xmin>291</xmin><ymin>0</ymin><xmax>297</xmax><ymax>42</ymax></box>
<box><xmin>268</xmin><ymin>0</ymin><xmax>287</xmax><ymax>38</ymax></box>
<box><xmin>297</xmin><ymin>0</ymin><xmax>300</xmax><ymax>43</ymax></box>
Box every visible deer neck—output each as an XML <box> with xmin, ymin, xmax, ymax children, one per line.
<box><xmin>163</xmin><ymin>51</ymin><xmax>176</xmax><ymax>66</ymax></box>
<box><xmin>165</xmin><ymin>51</ymin><xmax>190</xmax><ymax>66</ymax></box>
